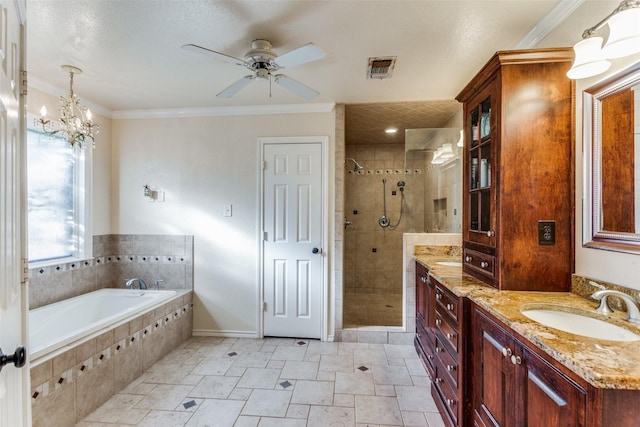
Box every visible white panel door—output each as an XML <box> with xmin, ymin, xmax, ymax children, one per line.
<box><xmin>0</xmin><ymin>0</ymin><xmax>28</xmax><ymax>425</ymax></box>
<box><xmin>263</xmin><ymin>141</ymin><xmax>324</xmax><ymax>339</ymax></box>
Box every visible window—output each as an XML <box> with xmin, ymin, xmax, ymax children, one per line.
<box><xmin>27</xmin><ymin>129</ymin><xmax>92</xmax><ymax>264</ymax></box>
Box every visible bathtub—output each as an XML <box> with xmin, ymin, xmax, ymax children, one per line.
<box><xmin>29</xmin><ymin>288</ymin><xmax>177</xmax><ymax>360</ymax></box>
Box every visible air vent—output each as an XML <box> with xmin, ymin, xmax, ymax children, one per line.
<box><xmin>367</xmin><ymin>56</ymin><xmax>397</xmax><ymax>79</ymax></box>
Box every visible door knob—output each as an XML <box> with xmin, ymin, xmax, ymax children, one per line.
<box><xmin>0</xmin><ymin>346</ymin><xmax>27</xmax><ymax>372</ymax></box>
<box><xmin>312</xmin><ymin>247</ymin><xmax>321</xmax><ymax>254</ymax></box>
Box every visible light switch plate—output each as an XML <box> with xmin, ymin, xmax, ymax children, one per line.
<box><xmin>223</xmin><ymin>204</ymin><xmax>232</xmax><ymax>217</ymax></box>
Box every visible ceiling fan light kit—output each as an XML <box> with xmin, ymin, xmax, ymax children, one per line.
<box><xmin>182</xmin><ymin>39</ymin><xmax>325</xmax><ymax>99</ymax></box>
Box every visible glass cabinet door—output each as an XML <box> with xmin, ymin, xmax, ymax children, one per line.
<box><xmin>467</xmin><ymin>96</ymin><xmax>494</xmax><ymax>243</ymax></box>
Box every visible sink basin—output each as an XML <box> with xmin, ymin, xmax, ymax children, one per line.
<box><xmin>436</xmin><ymin>261</ymin><xmax>463</xmax><ymax>267</ymax></box>
<box><xmin>521</xmin><ymin>308</ymin><xmax>640</xmax><ymax>342</ymax></box>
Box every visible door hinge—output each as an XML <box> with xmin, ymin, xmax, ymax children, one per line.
<box><xmin>262</xmin><ymin>160</ymin><xmax>267</xmax><ymax>170</ymax></box>
<box><xmin>20</xmin><ymin>258</ymin><xmax>28</xmax><ymax>283</ymax></box>
<box><xmin>20</xmin><ymin>70</ymin><xmax>27</xmax><ymax>96</ymax></box>
<box><xmin>263</xmin><ymin>231</ymin><xmax>268</xmax><ymax>241</ymax></box>
<box><xmin>263</xmin><ymin>301</ymin><xmax>267</xmax><ymax>312</ymax></box>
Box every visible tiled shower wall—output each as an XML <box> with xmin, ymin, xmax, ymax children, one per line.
<box><xmin>29</xmin><ymin>234</ymin><xmax>194</xmax><ymax>309</ymax></box>
<box><xmin>343</xmin><ymin>143</ymin><xmax>425</xmax><ymax>326</ymax></box>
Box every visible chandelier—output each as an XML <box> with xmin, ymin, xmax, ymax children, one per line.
<box><xmin>35</xmin><ymin>65</ymin><xmax>98</xmax><ymax>148</ymax></box>
<box><xmin>567</xmin><ymin>0</ymin><xmax>640</xmax><ymax>79</ymax></box>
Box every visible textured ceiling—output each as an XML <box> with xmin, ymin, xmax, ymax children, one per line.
<box><xmin>345</xmin><ymin>101</ymin><xmax>461</xmax><ymax>145</ymax></box>
<box><xmin>26</xmin><ymin>0</ymin><xmax>620</xmax><ymax>113</ymax></box>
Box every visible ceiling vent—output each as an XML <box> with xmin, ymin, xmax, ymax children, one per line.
<box><xmin>367</xmin><ymin>56</ymin><xmax>396</xmax><ymax>79</ymax></box>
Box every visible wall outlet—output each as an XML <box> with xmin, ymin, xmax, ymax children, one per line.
<box><xmin>538</xmin><ymin>221</ymin><xmax>555</xmax><ymax>245</ymax></box>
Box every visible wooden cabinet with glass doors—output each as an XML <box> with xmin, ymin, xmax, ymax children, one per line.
<box><xmin>456</xmin><ymin>48</ymin><xmax>575</xmax><ymax>291</ymax></box>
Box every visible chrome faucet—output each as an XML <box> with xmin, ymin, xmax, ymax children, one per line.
<box><xmin>153</xmin><ymin>279</ymin><xmax>164</xmax><ymax>290</ymax></box>
<box><xmin>125</xmin><ymin>278</ymin><xmax>148</xmax><ymax>290</ymax></box>
<box><xmin>592</xmin><ymin>289</ymin><xmax>640</xmax><ymax>323</ymax></box>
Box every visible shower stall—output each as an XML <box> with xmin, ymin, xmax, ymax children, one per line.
<box><xmin>343</xmin><ymin>128</ymin><xmax>462</xmax><ymax>327</ymax></box>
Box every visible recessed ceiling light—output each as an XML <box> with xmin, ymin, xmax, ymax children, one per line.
<box><xmin>385</xmin><ymin>128</ymin><xmax>397</xmax><ymax>134</ymax></box>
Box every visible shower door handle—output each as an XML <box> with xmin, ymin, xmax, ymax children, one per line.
<box><xmin>312</xmin><ymin>247</ymin><xmax>322</xmax><ymax>254</ymax></box>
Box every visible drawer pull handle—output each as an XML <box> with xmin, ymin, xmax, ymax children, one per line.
<box><xmin>435</xmin><ymin>319</ymin><xmax>442</xmax><ymax>326</ymax></box>
<box><xmin>446</xmin><ymin>333</ymin><xmax>455</xmax><ymax>340</ymax></box>
<box><xmin>487</xmin><ymin>230</ymin><xmax>494</xmax><ymax>237</ymax></box>
<box><xmin>436</xmin><ymin>293</ymin><xmax>442</xmax><ymax>300</ymax></box>
<box><xmin>427</xmin><ymin>355</ymin><xmax>434</xmax><ymax>360</ymax></box>
<box><xmin>465</xmin><ymin>256</ymin><xmax>472</xmax><ymax>262</ymax></box>
<box><xmin>446</xmin><ymin>303</ymin><xmax>454</xmax><ymax>311</ymax></box>
<box><xmin>481</xmin><ymin>261</ymin><xmax>489</xmax><ymax>268</ymax></box>
<box><xmin>436</xmin><ymin>346</ymin><xmax>443</xmax><ymax>353</ymax></box>
<box><xmin>446</xmin><ymin>364</ymin><xmax>456</xmax><ymax>372</ymax></box>
<box><xmin>446</xmin><ymin>398</ymin><xmax>455</xmax><ymax>406</ymax></box>
<box><xmin>511</xmin><ymin>355</ymin><xmax>522</xmax><ymax>365</ymax></box>
<box><xmin>435</xmin><ymin>377</ymin><xmax>442</xmax><ymax>384</ymax></box>
<box><xmin>501</xmin><ymin>347</ymin><xmax>512</xmax><ymax>357</ymax></box>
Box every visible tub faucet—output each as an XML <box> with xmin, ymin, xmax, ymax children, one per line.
<box><xmin>154</xmin><ymin>280</ymin><xmax>164</xmax><ymax>290</ymax></box>
<box><xmin>592</xmin><ymin>289</ymin><xmax>640</xmax><ymax>323</ymax></box>
<box><xmin>125</xmin><ymin>278</ymin><xmax>147</xmax><ymax>290</ymax></box>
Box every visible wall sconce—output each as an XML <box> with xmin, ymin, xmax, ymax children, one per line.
<box><xmin>567</xmin><ymin>0</ymin><xmax>640</xmax><ymax>80</ymax></box>
<box><xmin>431</xmin><ymin>143</ymin><xmax>455</xmax><ymax>165</ymax></box>
<box><xmin>143</xmin><ymin>185</ymin><xmax>165</xmax><ymax>202</ymax></box>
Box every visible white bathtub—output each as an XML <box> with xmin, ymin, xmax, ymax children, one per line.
<box><xmin>29</xmin><ymin>288</ymin><xmax>177</xmax><ymax>360</ymax></box>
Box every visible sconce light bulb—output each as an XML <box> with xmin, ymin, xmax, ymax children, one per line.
<box><xmin>40</xmin><ymin>105</ymin><xmax>47</xmax><ymax>117</ymax></box>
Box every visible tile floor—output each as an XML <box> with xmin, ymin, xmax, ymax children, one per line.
<box><xmin>75</xmin><ymin>337</ymin><xmax>445</xmax><ymax>427</ymax></box>
<box><xmin>343</xmin><ymin>293</ymin><xmax>403</xmax><ymax>327</ymax></box>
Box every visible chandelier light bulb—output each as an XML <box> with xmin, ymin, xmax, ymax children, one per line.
<box><xmin>86</xmin><ymin>109</ymin><xmax>92</xmax><ymax>121</ymax></box>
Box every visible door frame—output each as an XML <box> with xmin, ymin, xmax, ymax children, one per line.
<box><xmin>257</xmin><ymin>136</ymin><xmax>329</xmax><ymax>341</ymax></box>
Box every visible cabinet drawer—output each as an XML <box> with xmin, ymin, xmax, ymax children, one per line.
<box><xmin>435</xmin><ymin>337</ymin><xmax>458</xmax><ymax>388</ymax></box>
<box><xmin>436</xmin><ymin>311</ymin><xmax>459</xmax><ymax>353</ymax></box>
<box><xmin>435</xmin><ymin>285</ymin><xmax>459</xmax><ymax>322</ymax></box>
<box><xmin>434</xmin><ymin>362</ymin><xmax>459</xmax><ymax>426</ymax></box>
<box><xmin>463</xmin><ymin>248</ymin><xmax>495</xmax><ymax>278</ymax></box>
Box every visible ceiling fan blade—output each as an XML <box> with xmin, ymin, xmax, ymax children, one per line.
<box><xmin>217</xmin><ymin>76</ymin><xmax>255</xmax><ymax>98</ymax></box>
<box><xmin>274</xmin><ymin>43</ymin><xmax>326</xmax><ymax>68</ymax></box>
<box><xmin>274</xmin><ymin>74</ymin><xmax>319</xmax><ymax>99</ymax></box>
<box><xmin>182</xmin><ymin>43</ymin><xmax>247</xmax><ymax>66</ymax></box>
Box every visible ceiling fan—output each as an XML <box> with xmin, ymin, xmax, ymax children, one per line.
<box><xmin>182</xmin><ymin>39</ymin><xmax>326</xmax><ymax>99</ymax></box>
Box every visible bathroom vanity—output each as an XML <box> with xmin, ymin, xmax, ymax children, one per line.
<box><xmin>415</xmin><ymin>257</ymin><xmax>640</xmax><ymax>427</ymax></box>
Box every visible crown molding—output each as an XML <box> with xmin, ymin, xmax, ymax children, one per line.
<box><xmin>515</xmin><ymin>0</ymin><xmax>586</xmax><ymax>49</ymax></box>
<box><xmin>112</xmin><ymin>103</ymin><xmax>336</xmax><ymax>119</ymax></box>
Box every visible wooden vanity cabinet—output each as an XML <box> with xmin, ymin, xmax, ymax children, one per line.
<box><xmin>432</xmin><ymin>277</ymin><xmax>470</xmax><ymax>427</ymax></box>
<box><xmin>415</xmin><ymin>262</ymin><xmax>436</xmax><ymax>379</ymax></box>
<box><xmin>456</xmin><ymin>48</ymin><xmax>575</xmax><ymax>291</ymax></box>
<box><xmin>472</xmin><ymin>305</ymin><xmax>586</xmax><ymax>427</ymax></box>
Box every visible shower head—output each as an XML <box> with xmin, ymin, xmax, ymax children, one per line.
<box><xmin>345</xmin><ymin>157</ymin><xmax>364</xmax><ymax>172</ymax></box>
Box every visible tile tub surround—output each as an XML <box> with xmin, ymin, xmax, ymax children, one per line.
<box><xmin>76</xmin><ymin>337</ymin><xmax>445</xmax><ymax>427</ymax></box>
<box><xmin>417</xmin><ymin>254</ymin><xmax>640</xmax><ymax>389</ymax></box>
<box><xmin>29</xmin><ymin>234</ymin><xmax>194</xmax><ymax>309</ymax></box>
<box><xmin>30</xmin><ymin>291</ymin><xmax>193</xmax><ymax>427</ymax></box>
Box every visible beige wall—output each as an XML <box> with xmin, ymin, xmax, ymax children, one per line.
<box><xmin>111</xmin><ymin>112</ymin><xmax>335</xmax><ymax>335</ymax></box>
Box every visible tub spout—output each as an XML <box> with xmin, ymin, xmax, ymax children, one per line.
<box><xmin>125</xmin><ymin>278</ymin><xmax>148</xmax><ymax>290</ymax></box>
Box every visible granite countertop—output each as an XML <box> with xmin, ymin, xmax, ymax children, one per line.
<box><xmin>415</xmin><ymin>253</ymin><xmax>640</xmax><ymax>390</ymax></box>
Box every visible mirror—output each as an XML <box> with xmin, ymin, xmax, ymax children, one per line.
<box><xmin>583</xmin><ymin>61</ymin><xmax>640</xmax><ymax>253</ymax></box>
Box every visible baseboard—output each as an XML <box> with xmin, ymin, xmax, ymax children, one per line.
<box><xmin>192</xmin><ymin>329</ymin><xmax>259</xmax><ymax>339</ymax></box>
